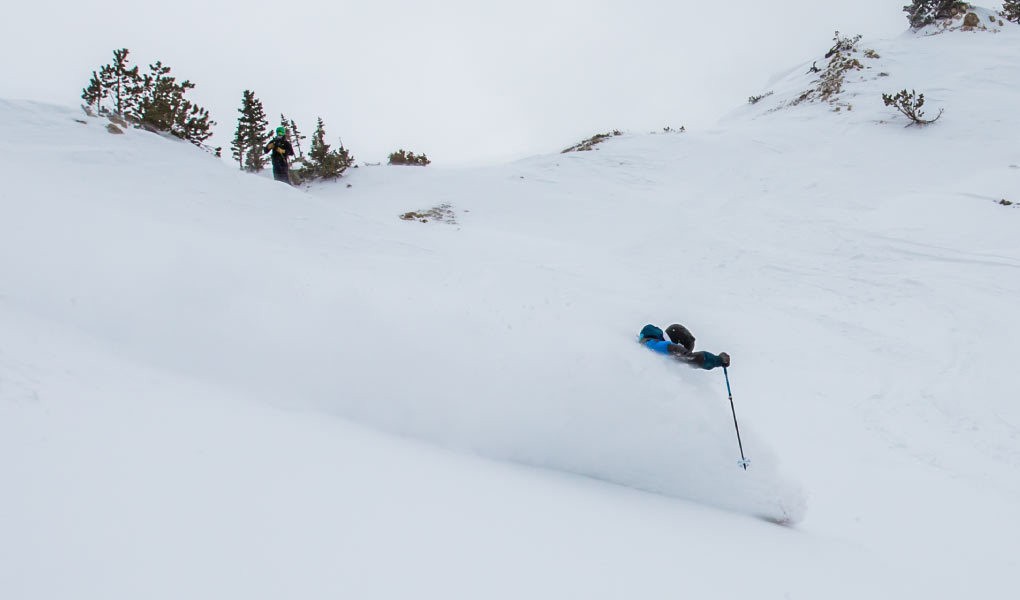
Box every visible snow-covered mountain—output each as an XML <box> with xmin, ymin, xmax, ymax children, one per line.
<box><xmin>3</xmin><ymin>11</ymin><xmax>1019</xmax><ymax>600</ymax></box>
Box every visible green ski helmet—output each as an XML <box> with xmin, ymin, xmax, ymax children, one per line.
<box><xmin>275</xmin><ymin>126</ymin><xmax>287</xmax><ymax>137</ymax></box>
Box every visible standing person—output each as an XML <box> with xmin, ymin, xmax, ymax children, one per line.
<box><xmin>638</xmin><ymin>323</ymin><xmax>730</xmax><ymax>370</ymax></box>
<box><xmin>264</xmin><ymin>126</ymin><xmax>295</xmax><ymax>184</ymax></box>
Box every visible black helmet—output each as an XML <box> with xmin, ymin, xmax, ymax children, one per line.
<box><xmin>665</xmin><ymin>324</ymin><xmax>695</xmax><ymax>351</ymax></box>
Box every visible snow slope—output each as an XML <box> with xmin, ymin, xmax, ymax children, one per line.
<box><xmin>3</xmin><ymin>15</ymin><xmax>1020</xmax><ymax>600</ymax></box>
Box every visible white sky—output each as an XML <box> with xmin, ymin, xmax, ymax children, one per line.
<box><xmin>2</xmin><ymin>1</ymin><xmax>906</xmax><ymax>165</ymax></box>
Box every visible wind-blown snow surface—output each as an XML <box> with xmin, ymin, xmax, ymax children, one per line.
<box><xmin>4</xmin><ymin>19</ymin><xmax>1020</xmax><ymax>599</ymax></box>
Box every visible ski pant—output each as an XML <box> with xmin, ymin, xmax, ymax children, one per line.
<box><xmin>271</xmin><ymin>156</ymin><xmax>292</xmax><ymax>185</ymax></box>
<box><xmin>272</xmin><ymin>165</ymin><xmax>291</xmax><ymax>184</ymax></box>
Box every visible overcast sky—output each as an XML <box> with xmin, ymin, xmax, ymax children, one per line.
<box><xmin>2</xmin><ymin>1</ymin><xmax>906</xmax><ymax>165</ymax></box>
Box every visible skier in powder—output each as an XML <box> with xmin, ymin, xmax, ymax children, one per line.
<box><xmin>264</xmin><ymin>126</ymin><xmax>295</xmax><ymax>184</ymax></box>
<box><xmin>638</xmin><ymin>323</ymin><xmax>730</xmax><ymax>370</ymax></box>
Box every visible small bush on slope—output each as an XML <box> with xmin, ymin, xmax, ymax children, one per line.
<box><xmin>388</xmin><ymin>149</ymin><xmax>431</xmax><ymax>166</ymax></box>
<box><xmin>789</xmin><ymin>32</ymin><xmax>875</xmax><ymax>110</ymax></box>
<box><xmin>1004</xmin><ymin>1</ymin><xmax>1020</xmax><ymax>23</ymax></box>
<box><xmin>561</xmin><ymin>130</ymin><xmax>622</xmax><ymax>153</ymax></box>
<box><xmin>882</xmin><ymin>89</ymin><xmax>944</xmax><ymax>125</ymax></box>
<box><xmin>903</xmin><ymin>1</ymin><xmax>970</xmax><ymax>29</ymax></box>
<box><xmin>399</xmin><ymin>203</ymin><xmax>458</xmax><ymax>224</ymax></box>
<box><xmin>818</xmin><ymin>33</ymin><xmax>865</xmax><ymax>103</ymax></box>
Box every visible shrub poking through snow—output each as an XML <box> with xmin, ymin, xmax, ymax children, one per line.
<box><xmin>399</xmin><ymin>203</ymin><xmax>457</xmax><ymax>224</ymax></box>
<box><xmin>748</xmin><ymin>91</ymin><xmax>774</xmax><ymax>104</ymax></box>
<box><xmin>1004</xmin><ymin>1</ymin><xmax>1020</xmax><ymax>23</ymax></box>
<box><xmin>903</xmin><ymin>1</ymin><xmax>970</xmax><ymax>29</ymax></box>
<box><xmin>388</xmin><ymin>149</ymin><xmax>431</xmax><ymax>166</ymax></box>
<box><xmin>787</xmin><ymin>32</ymin><xmax>865</xmax><ymax>110</ymax></box>
<box><xmin>825</xmin><ymin>32</ymin><xmax>863</xmax><ymax>58</ymax></box>
<box><xmin>561</xmin><ymin>130</ymin><xmax>623</xmax><ymax>153</ymax></box>
<box><xmin>816</xmin><ymin>32</ymin><xmax>864</xmax><ymax>104</ymax></box>
<box><xmin>882</xmin><ymin>89</ymin><xmax>944</xmax><ymax>125</ymax></box>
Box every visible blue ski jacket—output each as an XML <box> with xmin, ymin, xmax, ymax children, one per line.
<box><xmin>642</xmin><ymin>339</ymin><xmax>676</xmax><ymax>356</ymax></box>
<box><xmin>638</xmin><ymin>324</ymin><xmax>727</xmax><ymax>370</ymax></box>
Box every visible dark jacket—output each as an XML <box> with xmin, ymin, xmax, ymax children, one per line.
<box><xmin>264</xmin><ymin>137</ymin><xmax>295</xmax><ymax>170</ymax></box>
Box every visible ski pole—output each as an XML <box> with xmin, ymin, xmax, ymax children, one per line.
<box><xmin>723</xmin><ymin>367</ymin><xmax>750</xmax><ymax>470</ymax></box>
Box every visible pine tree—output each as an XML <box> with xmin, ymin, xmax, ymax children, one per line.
<box><xmin>79</xmin><ymin>49</ymin><xmax>216</xmax><ymax>151</ymax></box>
<box><xmin>304</xmin><ymin>117</ymin><xmax>329</xmax><ymax>180</ymax></box>
<box><xmin>903</xmin><ymin>1</ymin><xmax>969</xmax><ymax>28</ymax></box>
<box><xmin>302</xmin><ymin>117</ymin><xmax>354</xmax><ymax>181</ymax></box>
<box><xmin>81</xmin><ymin>49</ymin><xmax>138</xmax><ymax>115</ymax></box>
<box><xmin>231</xmin><ymin>91</ymin><xmax>270</xmax><ymax>171</ymax></box>
<box><xmin>280</xmin><ymin>114</ymin><xmax>306</xmax><ymax>158</ymax></box>
<box><xmin>230</xmin><ymin>118</ymin><xmax>244</xmax><ymax>168</ymax></box>
<box><xmin>81</xmin><ymin>70</ymin><xmax>107</xmax><ymax>113</ymax></box>
<box><xmin>289</xmin><ymin>119</ymin><xmax>304</xmax><ymax>157</ymax></box>
<box><xmin>176</xmin><ymin>103</ymin><xmax>215</xmax><ymax>145</ymax></box>
<box><xmin>132</xmin><ymin>61</ymin><xmax>215</xmax><ymax>146</ymax></box>
<box><xmin>1004</xmin><ymin>1</ymin><xmax>1020</xmax><ymax>23</ymax></box>
<box><xmin>328</xmin><ymin>143</ymin><xmax>355</xmax><ymax>179</ymax></box>
<box><xmin>133</xmin><ymin>61</ymin><xmax>172</xmax><ymax>129</ymax></box>
<box><xmin>97</xmin><ymin>48</ymin><xmax>140</xmax><ymax>116</ymax></box>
